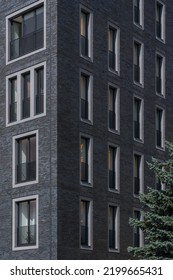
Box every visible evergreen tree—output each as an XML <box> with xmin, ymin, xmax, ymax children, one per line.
<box><xmin>128</xmin><ymin>142</ymin><xmax>173</xmax><ymax>259</ymax></box>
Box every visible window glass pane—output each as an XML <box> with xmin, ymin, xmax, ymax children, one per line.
<box><xmin>36</xmin><ymin>7</ymin><xmax>44</xmax><ymax>30</ymax></box>
<box><xmin>30</xmin><ymin>136</ymin><xmax>36</xmax><ymax>162</ymax></box>
<box><xmin>80</xmin><ymin>12</ymin><xmax>87</xmax><ymax>37</ymax></box>
<box><xmin>81</xmin><ymin>138</ymin><xmax>88</xmax><ymax>163</ymax></box>
<box><xmin>30</xmin><ymin>200</ymin><xmax>36</xmax><ymax>225</ymax></box>
<box><xmin>81</xmin><ymin>75</ymin><xmax>88</xmax><ymax>100</ymax></box>
<box><xmin>19</xmin><ymin>138</ymin><xmax>28</xmax><ymax>164</ymax></box>
<box><xmin>23</xmin><ymin>11</ymin><xmax>35</xmax><ymax>35</ymax></box>
<box><xmin>18</xmin><ymin>201</ymin><xmax>28</xmax><ymax>227</ymax></box>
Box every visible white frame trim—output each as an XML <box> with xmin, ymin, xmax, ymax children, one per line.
<box><xmin>80</xmin><ymin>5</ymin><xmax>93</xmax><ymax>62</ymax></box>
<box><xmin>108</xmin><ymin>83</ymin><xmax>120</xmax><ymax>135</ymax></box>
<box><xmin>12</xmin><ymin>195</ymin><xmax>39</xmax><ymax>251</ymax></box>
<box><xmin>12</xmin><ymin>130</ymin><xmax>39</xmax><ymax>188</ymax></box>
<box><xmin>156</xmin><ymin>0</ymin><xmax>166</xmax><ymax>43</ymax></box>
<box><xmin>133</xmin><ymin>38</ymin><xmax>144</xmax><ymax>88</ymax></box>
<box><xmin>108</xmin><ymin>204</ymin><xmax>120</xmax><ymax>252</ymax></box>
<box><xmin>155</xmin><ymin>52</ymin><xmax>165</xmax><ymax>97</ymax></box>
<box><xmin>133</xmin><ymin>95</ymin><xmax>144</xmax><ymax>143</ymax></box>
<box><xmin>133</xmin><ymin>0</ymin><xmax>144</xmax><ymax>29</ymax></box>
<box><xmin>80</xmin><ymin>198</ymin><xmax>93</xmax><ymax>250</ymax></box>
<box><xmin>133</xmin><ymin>209</ymin><xmax>144</xmax><ymax>248</ymax></box>
<box><xmin>108</xmin><ymin>22</ymin><xmax>120</xmax><ymax>75</ymax></box>
<box><xmin>108</xmin><ymin>143</ymin><xmax>120</xmax><ymax>193</ymax></box>
<box><xmin>80</xmin><ymin>133</ymin><xmax>93</xmax><ymax>187</ymax></box>
<box><xmin>80</xmin><ymin>69</ymin><xmax>93</xmax><ymax>124</ymax></box>
<box><xmin>155</xmin><ymin>106</ymin><xmax>165</xmax><ymax>150</ymax></box>
<box><xmin>133</xmin><ymin>152</ymin><xmax>144</xmax><ymax>197</ymax></box>
<box><xmin>6</xmin><ymin>61</ymin><xmax>46</xmax><ymax>127</ymax></box>
<box><xmin>6</xmin><ymin>0</ymin><xmax>46</xmax><ymax>64</ymax></box>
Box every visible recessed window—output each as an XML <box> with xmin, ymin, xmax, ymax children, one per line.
<box><xmin>6</xmin><ymin>0</ymin><xmax>45</xmax><ymax>62</ymax></box>
<box><xmin>155</xmin><ymin>175</ymin><xmax>165</xmax><ymax>191</ymax></box>
<box><xmin>108</xmin><ymin>85</ymin><xmax>120</xmax><ymax>133</ymax></box>
<box><xmin>108</xmin><ymin>146</ymin><xmax>120</xmax><ymax>191</ymax></box>
<box><xmin>108</xmin><ymin>205</ymin><xmax>119</xmax><ymax>251</ymax></box>
<box><xmin>133</xmin><ymin>97</ymin><xmax>144</xmax><ymax>141</ymax></box>
<box><xmin>133</xmin><ymin>40</ymin><xmax>144</xmax><ymax>86</ymax></box>
<box><xmin>156</xmin><ymin>53</ymin><xmax>165</xmax><ymax>96</ymax></box>
<box><xmin>6</xmin><ymin>62</ymin><xmax>46</xmax><ymax>126</ymax></box>
<box><xmin>80</xmin><ymin>136</ymin><xmax>92</xmax><ymax>185</ymax></box>
<box><xmin>133</xmin><ymin>210</ymin><xmax>144</xmax><ymax>247</ymax></box>
<box><xmin>133</xmin><ymin>0</ymin><xmax>144</xmax><ymax>28</ymax></box>
<box><xmin>108</xmin><ymin>25</ymin><xmax>120</xmax><ymax>74</ymax></box>
<box><xmin>12</xmin><ymin>195</ymin><xmax>38</xmax><ymax>250</ymax></box>
<box><xmin>80</xmin><ymin>71</ymin><xmax>93</xmax><ymax>122</ymax></box>
<box><xmin>13</xmin><ymin>131</ymin><xmax>38</xmax><ymax>187</ymax></box>
<box><xmin>80</xmin><ymin>6</ymin><xmax>93</xmax><ymax>60</ymax></box>
<box><xmin>156</xmin><ymin>1</ymin><xmax>165</xmax><ymax>42</ymax></box>
<box><xmin>156</xmin><ymin>107</ymin><xmax>165</xmax><ymax>149</ymax></box>
<box><xmin>133</xmin><ymin>153</ymin><xmax>144</xmax><ymax>196</ymax></box>
<box><xmin>80</xmin><ymin>199</ymin><xmax>92</xmax><ymax>248</ymax></box>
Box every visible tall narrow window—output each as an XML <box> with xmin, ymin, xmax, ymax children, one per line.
<box><xmin>156</xmin><ymin>107</ymin><xmax>164</xmax><ymax>148</ymax></box>
<box><xmin>80</xmin><ymin>74</ymin><xmax>89</xmax><ymax>120</ymax></box>
<box><xmin>156</xmin><ymin>1</ymin><xmax>165</xmax><ymax>42</ymax></box>
<box><xmin>80</xmin><ymin>200</ymin><xmax>92</xmax><ymax>247</ymax></box>
<box><xmin>22</xmin><ymin>72</ymin><xmax>30</xmax><ymax>119</ymax></box>
<box><xmin>80</xmin><ymin>136</ymin><xmax>92</xmax><ymax>184</ymax></box>
<box><xmin>134</xmin><ymin>0</ymin><xmax>143</xmax><ymax>27</ymax></box>
<box><xmin>9</xmin><ymin>77</ymin><xmax>17</xmax><ymax>122</ymax></box>
<box><xmin>108</xmin><ymin>86</ymin><xmax>119</xmax><ymax>132</ymax></box>
<box><xmin>156</xmin><ymin>54</ymin><xmax>165</xmax><ymax>96</ymax></box>
<box><xmin>133</xmin><ymin>154</ymin><xmax>143</xmax><ymax>195</ymax></box>
<box><xmin>134</xmin><ymin>97</ymin><xmax>143</xmax><ymax>141</ymax></box>
<box><xmin>108</xmin><ymin>146</ymin><xmax>119</xmax><ymax>191</ymax></box>
<box><xmin>80</xmin><ymin>7</ymin><xmax>92</xmax><ymax>59</ymax></box>
<box><xmin>108</xmin><ymin>206</ymin><xmax>119</xmax><ymax>250</ymax></box>
<box><xmin>133</xmin><ymin>210</ymin><xmax>143</xmax><ymax>247</ymax></box>
<box><xmin>108</xmin><ymin>25</ymin><xmax>120</xmax><ymax>73</ymax></box>
<box><xmin>35</xmin><ymin>67</ymin><xmax>44</xmax><ymax>115</ymax></box>
<box><xmin>134</xmin><ymin>41</ymin><xmax>143</xmax><ymax>85</ymax></box>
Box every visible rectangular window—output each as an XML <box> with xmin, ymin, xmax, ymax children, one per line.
<box><xmin>155</xmin><ymin>175</ymin><xmax>165</xmax><ymax>191</ymax></box>
<box><xmin>80</xmin><ymin>200</ymin><xmax>92</xmax><ymax>248</ymax></box>
<box><xmin>7</xmin><ymin>1</ymin><xmax>45</xmax><ymax>62</ymax></box>
<box><xmin>133</xmin><ymin>153</ymin><xmax>143</xmax><ymax>196</ymax></box>
<box><xmin>156</xmin><ymin>107</ymin><xmax>165</xmax><ymax>149</ymax></box>
<box><xmin>80</xmin><ymin>7</ymin><xmax>93</xmax><ymax>59</ymax></box>
<box><xmin>133</xmin><ymin>0</ymin><xmax>144</xmax><ymax>28</ymax></box>
<box><xmin>108</xmin><ymin>85</ymin><xmax>120</xmax><ymax>132</ymax></box>
<box><xmin>156</xmin><ymin>1</ymin><xmax>165</xmax><ymax>42</ymax></box>
<box><xmin>80</xmin><ymin>72</ymin><xmax>92</xmax><ymax>122</ymax></box>
<box><xmin>133</xmin><ymin>40</ymin><xmax>144</xmax><ymax>86</ymax></box>
<box><xmin>13</xmin><ymin>131</ymin><xmax>38</xmax><ymax>187</ymax></box>
<box><xmin>108</xmin><ymin>205</ymin><xmax>119</xmax><ymax>251</ymax></box>
<box><xmin>13</xmin><ymin>195</ymin><xmax>38</xmax><ymax>250</ymax></box>
<box><xmin>156</xmin><ymin>53</ymin><xmax>165</xmax><ymax>96</ymax></box>
<box><xmin>133</xmin><ymin>97</ymin><xmax>143</xmax><ymax>141</ymax></box>
<box><xmin>80</xmin><ymin>136</ymin><xmax>92</xmax><ymax>185</ymax></box>
<box><xmin>108</xmin><ymin>146</ymin><xmax>120</xmax><ymax>191</ymax></box>
<box><xmin>6</xmin><ymin>62</ymin><xmax>46</xmax><ymax>126</ymax></box>
<box><xmin>133</xmin><ymin>210</ymin><xmax>143</xmax><ymax>247</ymax></box>
<box><xmin>108</xmin><ymin>25</ymin><xmax>120</xmax><ymax>73</ymax></box>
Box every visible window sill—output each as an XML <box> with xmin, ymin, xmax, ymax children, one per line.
<box><xmin>13</xmin><ymin>179</ymin><xmax>38</xmax><ymax>188</ymax></box>
<box><xmin>13</xmin><ymin>244</ymin><xmax>38</xmax><ymax>251</ymax></box>
<box><xmin>134</xmin><ymin>138</ymin><xmax>144</xmax><ymax>144</ymax></box>
<box><xmin>7</xmin><ymin>113</ymin><xmax>46</xmax><ymax>127</ymax></box>
<box><xmin>134</xmin><ymin>81</ymin><xmax>144</xmax><ymax>88</ymax></box>
<box><xmin>156</xmin><ymin>145</ymin><xmax>165</xmax><ymax>152</ymax></box>
<box><xmin>80</xmin><ymin>182</ymin><xmax>92</xmax><ymax>188</ymax></box>
<box><xmin>108</xmin><ymin>128</ymin><xmax>120</xmax><ymax>135</ymax></box>
<box><xmin>156</xmin><ymin>92</ymin><xmax>165</xmax><ymax>98</ymax></box>
<box><xmin>6</xmin><ymin>47</ymin><xmax>46</xmax><ymax>65</ymax></box>
<box><xmin>156</xmin><ymin>36</ymin><xmax>165</xmax><ymax>44</ymax></box>
<box><xmin>108</xmin><ymin>248</ymin><xmax>119</xmax><ymax>253</ymax></box>
<box><xmin>80</xmin><ymin>245</ymin><xmax>92</xmax><ymax>251</ymax></box>
<box><xmin>108</xmin><ymin>188</ymin><xmax>120</xmax><ymax>194</ymax></box>
<box><xmin>108</xmin><ymin>68</ymin><xmax>120</xmax><ymax>76</ymax></box>
<box><xmin>80</xmin><ymin>118</ymin><xmax>93</xmax><ymax>126</ymax></box>
<box><xmin>133</xmin><ymin>22</ymin><xmax>144</xmax><ymax>30</ymax></box>
<box><xmin>80</xmin><ymin>54</ymin><xmax>93</xmax><ymax>63</ymax></box>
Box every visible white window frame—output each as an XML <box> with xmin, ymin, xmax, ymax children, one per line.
<box><xmin>108</xmin><ymin>144</ymin><xmax>120</xmax><ymax>193</ymax></box>
<box><xmin>80</xmin><ymin>198</ymin><xmax>93</xmax><ymax>250</ymax></box>
<box><xmin>80</xmin><ymin>5</ymin><xmax>93</xmax><ymax>61</ymax></box>
<box><xmin>12</xmin><ymin>195</ymin><xmax>39</xmax><ymax>251</ymax></box>
<box><xmin>133</xmin><ymin>96</ymin><xmax>144</xmax><ymax>142</ymax></box>
<box><xmin>12</xmin><ymin>130</ymin><xmax>39</xmax><ymax>188</ymax></box>
<box><xmin>155</xmin><ymin>174</ymin><xmax>165</xmax><ymax>191</ymax></box>
<box><xmin>156</xmin><ymin>0</ymin><xmax>166</xmax><ymax>43</ymax></box>
<box><xmin>6</xmin><ymin>0</ymin><xmax>46</xmax><ymax>64</ymax></box>
<box><xmin>155</xmin><ymin>52</ymin><xmax>165</xmax><ymax>97</ymax></box>
<box><xmin>80</xmin><ymin>134</ymin><xmax>93</xmax><ymax>187</ymax></box>
<box><xmin>108</xmin><ymin>83</ymin><xmax>120</xmax><ymax>134</ymax></box>
<box><xmin>133</xmin><ymin>152</ymin><xmax>144</xmax><ymax>196</ymax></box>
<box><xmin>133</xmin><ymin>39</ymin><xmax>144</xmax><ymax>87</ymax></box>
<box><xmin>133</xmin><ymin>209</ymin><xmax>144</xmax><ymax>248</ymax></box>
<box><xmin>108</xmin><ymin>23</ymin><xmax>120</xmax><ymax>75</ymax></box>
<box><xmin>80</xmin><ymin>69</ymin><xmax>93</xmax><ymax>124</ymax></box>
<box><xmin>108</xmin><ymin>204</ymin><xmax>120</xmax><ymax>252</ymax></box>
<box><xmin>6</xmin><ymin>62</ymin><xmax>46</xmax><ymax>126</ymax></box>
<box><xmin>155</xmin><ymin>106</ymin><xmax>165</xmax><ymax>150</ymax></box>
<box><xmin>133</xmin><ymin>0</ymin><xmax>144</xmax><ymax>29</ymax></box>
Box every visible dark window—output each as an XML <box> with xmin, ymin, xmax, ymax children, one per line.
<box><xmin>109</xmin><ymin>206</ymin><xmax>117</xmax><ymax>249</ymax></box>
<box><xmin>108</xmin><ymin>146</ymin><xmax>116</xmax><ymax>190</ymax></box>
<box><xmin>134</xmin><ymin>41</ymin><xmax>141</xmax><ymax>83</ymax></box>
<box><xmin>22</xmin><ymin>72</ymin><xmax>30</xmax><ymax>119</ymax></box>
<box><xmin>156</xmin><ymin>108</ymin><xmax>163</xmax><ymax>147</ymax></box>
<box><xmin>134</xmin><ymin>154</ymin><xmax>141</xmax><ymax>195</ymax></box>
<box><xmin>10</xmin><ymin>6</ymin><xmax>44</xmax><ymax>60</ymax></box>
<box><xmin>16</xmin><ymin>135</ymin><xmax>36</xmax><ymax>183</ymax></box>
<box><xmin>134</xmin><ymin>0</ymin><xmax>140</xmax><ymax>25</ymax></box>
<box><xmin>35</xmin><ymin>67</ymin><xmax>44</xmax><ymax>115</ymax></box>
<box><xmin>156</xmin><ymin>176</ymin><xmax>162</xmax><ymax>191</ymax></box>
<box><xmin>108</xmin><ymin>27</ymin><xmax>116</xmax><ymax>70</ymax></box>
<box><xmin>109</xmin><ymin>87</ymin><xmax>116</xmax><ymax>130</ymax></box>
<box><xmin>134</xmin><ymin>98</ymin><xmax>141</xmax><ymax>139</ymax></box>
<box><xmin>156</xmin><ymin>2</ymin><xmax>162</xmax><ymax>39</ymax></box>
<box><xmin>134</xmin><ymin>210</ymin><xmax>141</xmax><ymax>247</ymax></box>
<box><xmin>156</xmin><ymin>55</ymin><xmax>162</xmax><ymax>94</ymax></box>
<box><xmin>80</xmin><ymin>74</ymin><xmax>89</xmax><ymax>120</ymax></box>
<box><xmin>16</xmin><ymin>199</ymin><xmax>36</xmax><ymax>246</ymax></box>
<box><xmin>9</xmin><ymin>77</ymin><xmax>17</xmax><ymax>123</ymax></box>
<box><xmin>80</xmin><ymin>11</ymin><xmax>89</xmax><ymax>57</ymax></box>
<box><xmin>80</xmin><ymin>200</ymin><xmax>90</xmax><ymax>246</ymax></box>
<box><xmin>80</xmin><ymin>137</ymin><xmax>89</xmax><ymax>183</ymax></box>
